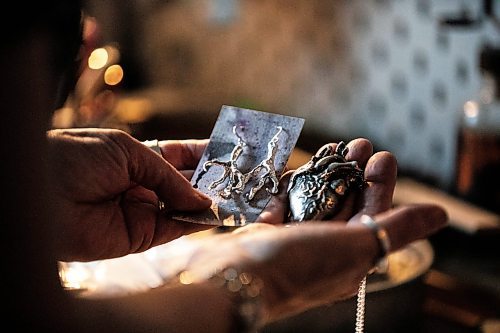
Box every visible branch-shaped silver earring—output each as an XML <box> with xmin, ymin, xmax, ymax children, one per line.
<box><xmin>246</xmin><ymin>126</ymin><xmax>283</xmax><ymax>200</ymax></box>
<box><xmin>197</xmin><ymin>125</ymin><xmax>251</xmax><ymax>199</ymax></box>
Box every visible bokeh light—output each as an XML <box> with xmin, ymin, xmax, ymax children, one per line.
<box><xmin>88</xmin><ymin>48</ymin><xmax>109</xmax><ymax>70</ymax></box>
<box><xmin>104</xmin><ymin>64</ymin><xmax>124</xmax><ymax>86</ymax></box>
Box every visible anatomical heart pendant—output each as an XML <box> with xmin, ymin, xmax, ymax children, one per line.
<box><xmin>172</xmin><ymin>105</ymin><xmax>304</xmax><ymax>226</ymax></box>
<box><xmin>287</xmin><ymin>141</ymin><xmax>367</xmax><ymax>222</ymax></box>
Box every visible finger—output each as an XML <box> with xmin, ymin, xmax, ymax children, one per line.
<box><xmin>158</xmin><ymin>139</ymin><xmax>209</xmax><ymax>170</ymax></box>
<box><xmin>329</xmin><ymin>192</ymin><xmax>357</xmax><ymax>221</ymax></box>
<box><xmin>151</xmin><ymin>219</ymin><xmax>214</xmax><ymax>247</ymax></box>
<box><xmin>128</xmin><ymin>140</ymin><xmax>212</xmax><ymax>211</ymax></box>
<box><xmin>232</xmin><ymin>223</ymin><xmax>277</xmax><ymax>234</ymax></box>
<box><xmin>312</xmin><ymin>138</ymin><xmax>372</xmax><ymax>167</ymax></box>
<box><xmin>120</xmin><ymin>187</ymin><xmax>161</xmax><ymax>253</ymax></box>
<box><xmin>351</xmin><ymin>151</ymin><xmax>397</xmax><ymax>220</ymax></box>
<box><xmin>180</xmin><ymin>170</ymin><xmax>195</xmax><ymax>180</ymax></box>
<box><xmin>256</xmin><ymin>171</ymin><xmax>291</xmax><ymax>224</ymax></box>
<box><xmin>120</xmin><ymin>185</ymin><xmax>215</xmax><ymax>252</ymax></box>
<box><xmin>365</xmin><ymin>204</ymin><xmax>448</xmax><ymax>252</ymax></box>
<box><xmin>322</xmin><ymin>139</ymin><xmax>373</xmax><ymax>221</ymax></box>
<box><xmin>345</xmin><ymin>138</ymin><xmax>373</xmax><ymax>168</ymax></box>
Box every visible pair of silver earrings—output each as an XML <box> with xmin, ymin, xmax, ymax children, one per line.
<box><xmin>196</xmin><ymin>125</ymin><xmax>282</xmax><ymax>201</ymax></box>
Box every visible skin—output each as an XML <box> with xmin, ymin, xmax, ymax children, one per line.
<box><xmin>2</xmin><ymin>4</ymin><xmax>448</xmax><ymax>331</ymax></box>
<box><xmin>47</xmin><ymin>129</ymin><xmax>213</xmax><ymax>261</ymax></box>
<box><xmin>45</xmin><ymin>133</ymin><xmax>391</xmax><ymax>262</ymax></box>
<box><xmin>46</xmin><ymin>128</ymin><xmax>447</xmax><ymax>326</ymax></box>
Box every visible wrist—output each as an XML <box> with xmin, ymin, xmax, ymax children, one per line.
<box><xmin>178</xmin><ymin>267</ymin><xmax>266</xmax><ymax>333</ymax></box>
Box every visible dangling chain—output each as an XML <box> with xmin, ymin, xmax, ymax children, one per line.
<box><xmin>354</xmin><ymin>215</ymin><xmax>391</xmax><ymax>333</ymax></box>
<box><xmin>355</xmin><ymin>276</ymin><xmax>367</xmax><ymax>333</ymax></box>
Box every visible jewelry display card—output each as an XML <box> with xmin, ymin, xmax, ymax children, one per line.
<box><xmin>172</xmin><ymin>105</ymin><xmax>304</xmax><ymax>226</ymax></box>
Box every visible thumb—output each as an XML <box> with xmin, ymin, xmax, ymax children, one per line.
<box><xmin>128</xmin><ymin>139</ymin><xmax>212</xmax><ymax>211</ymax></box>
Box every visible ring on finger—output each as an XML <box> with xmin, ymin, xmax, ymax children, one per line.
<box><xmin>360</xmin><ymin>214</ymin><xmax>391</xmax><ymax>274</ymax></box>
<box><xmin>142</xmin><ymin>139</ymin><xmax>162</xmax><ymax>155</ymax></box>
<box><xmin>158</xmin><ymin>199</ymin><xmax>166</xmax><ymax>213</ymax></box>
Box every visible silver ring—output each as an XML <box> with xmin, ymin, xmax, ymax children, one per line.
<box><xmin>142</xmin><ymin>139</ymin><xmax>162</xmax><ymax>155</ymax></box>
<box><xmin>158</xmin><ymin>199</ymin><xmax>166</xmax><ymax>212</ymax></box>
<box><xmin>360</xmin><ymin>214</ymin><xmax>391</xmax><ymax>274</ymax></box>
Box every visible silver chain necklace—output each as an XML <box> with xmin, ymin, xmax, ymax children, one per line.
<box><xmin>355</xmin><ymin>276</ymin><xmax>367</xmax><ymax>333</ymax></box>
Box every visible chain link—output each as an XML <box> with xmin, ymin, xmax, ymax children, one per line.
<box><xmin>355</xmin><ymin>276</ymin><xmax>367</xmax><ymax>333</ymax></box>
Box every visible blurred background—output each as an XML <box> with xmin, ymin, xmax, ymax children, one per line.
<box><xmin>55</xmin><ymin>1</ymin><xmax>499</xmax><ymax>332</ymax></box>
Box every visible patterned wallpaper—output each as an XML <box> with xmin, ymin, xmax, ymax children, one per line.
<box><xmin>89</xmin><ymin>0</ymin><xmax>500</xmax><ymax>189</ymax></box>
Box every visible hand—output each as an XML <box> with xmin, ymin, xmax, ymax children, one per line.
<box><xmin>177</xmin><ymin>137</ymin><xmax>448</xmax><ymax>323</ymax></box>
<box><xmin>181</xmin><ymin>207</ymin><xmax>447</xmax><ymax>325</ymax></box>
<box><xmin>47</xmin><ymin>128</ymin><xmax>212</xmax><ymax>261</ymax></box>
<box><xmin>258</xmin><ymin>138</ymin><xmax>396</xmax><ymax>224</ymax></box>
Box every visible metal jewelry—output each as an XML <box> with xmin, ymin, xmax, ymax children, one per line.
<box><xmin>356</xmin><ymin>215</ymin><xmax>391</xmax><ymax>333</ymax></box>
<box><xmin>158</xmin><ymin>199</ymin><xmax>166</xmax><ymax>213</ymax></box>
<box><xmin>142</xmin><ymin>139</ymin><xmax>162</xmax><ymax>155</ymax></box>
<box><xmin>360</xmin><ymin>214</ymin><xmax>391</xmax><ymax>274</ymax></box>
<box><xmin>198</xmin><ymin>125</ymin><xmax>251</xmax><ymax>199</ymax></box>
<box><xmin>246</xmin><ymin>126</ymin><xmax>282</xmax><ymax>200</ymax></box>
<box><xmin>196</xmin><ymin>125</ymin><xmax>283</xmax><ymax>201</ymax></box>
<box><xmin>286</xmin><ymin>141</ymin><xmax>366</xmax><ymax>222</ymax></box>
<box><xmin>286</xmin><ymin>142</ymin><xmax>376</xmax><ymax>332</ymax></box>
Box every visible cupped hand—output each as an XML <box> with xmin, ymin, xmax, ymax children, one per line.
<box><xmin>47</xmin><ymin>128</ymin><xmax>212</xmax><ymax>261</ymax></box>
<box><xmin>179</xmin><ymin>138</ymin><xmax>447</xmax><ymax>323</ymax></box>
<box><xmin>258</xmin><ymin>138</ymin><xmax>397</xmax><ymax>224</ymax></box>
<box><xmin>182</xmin><ymin>204</ymin><xmax>447</xmax><ymax>324</ymax></box>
